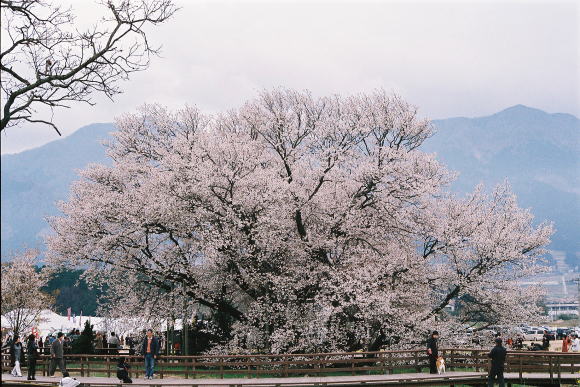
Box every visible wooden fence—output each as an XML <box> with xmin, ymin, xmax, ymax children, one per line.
<box><xmin>2</xmin><ymin>348</ymin><xmax>579</xmax><ymax>379</ymax></box>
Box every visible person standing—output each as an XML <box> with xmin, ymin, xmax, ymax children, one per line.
<box><xmin>49</xmin><ymin>332</ymin><xmax>67</xmax><ymax>377</ymax></box>
<box><xmin>2</xmin><ymin>335</ymin><xmax>13</xmax><ymax>354</ymax></box>
<box><xmin>426</xmin><ymin>331</ymin><xmax>439</xmax><ymax>374</ymax></box>
<box><xmin>9</xmin><ymin>335</ymin><xmax>25</xmax><ymax>377</ymax></box>
<box><xmin>95</xmin><ymin>333</ymin><xmax>103</xmax><ymax>353</ymax></box>
<box><xmin>541</xmin><ymin>330</ymin><xmax>550</xmax><ymax>351</ymax></box>
<box><xmin>127</xmin><ymin>336</ymin><xmax>135</xmax><ymax>356</ymax></box>
<box><xmin>141</xmin><ymin>329</ymin><xmax>159</xmax><ymax>380</ymax></box>
<box><xmin>487</xmin><ymin>338</ymin><xmax>507</xmax><ymax>387</ymax></box>
<box><xmin>505</xmin><ymin>337</ymin><xmax>513</xmax><ymax>349</ymax></box>
<box><xmin>108</xmin><ymin>332</ymin><xmax>120</xmax><ymax>354</ymax></box>
<box><xmin>562</xmin><ymin>335</ymin><xmax>571</xmax><ymax>352</ymax></box>
<box><xmin>571</xmin><ymin>334</ymin><xmax>580</xmax><ymax>352</ymax></box>
<box><xmin>63</xmin><ymin>336</ymin><xmax>72</xmax><ymax>352</ymax></box>
<box><xmin>26</xmin><ymin>334</ymin><xmax>39</xmax><ymax>380</ymax></box>
<box><xmin>514</xmin><ymin>335</ymin><xmax>524</xmax><ymax>350</ymax></box>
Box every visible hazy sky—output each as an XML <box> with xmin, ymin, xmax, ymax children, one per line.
<box><xmin>1</xmin><ymin>0</ymin><xmax>578</xmax><ymax>154</ymax></box>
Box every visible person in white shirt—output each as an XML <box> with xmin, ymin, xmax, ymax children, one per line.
<box><xmin>571</xmin><ymin>335</ymin><xmax>580</xmax><ymax>352</ymax></box>
<box><xmin>108</xmin><ymin>332</ymin><xmax>121</xmax><ymax>354</ymax></box>
<box><xmin>59</xmin><ymin>371</ymin><xmax>80</xmax><ymax>387</ymax></box>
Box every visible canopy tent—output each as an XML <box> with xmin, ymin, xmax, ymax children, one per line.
<box><xmin>1</xmin><ymin>310</ymin><xmax>185</xmax><ymax>337</ymax></box>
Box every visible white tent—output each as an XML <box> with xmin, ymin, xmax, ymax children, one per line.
<box><xmin>2</xmin><ymin>310</ymin><xmax>108</xmax><ymax>337</ymax></box>
<box><xmin>2</xmin><ymin>310</ymin><xmax>183</xmax><ymax>337</ymax></box>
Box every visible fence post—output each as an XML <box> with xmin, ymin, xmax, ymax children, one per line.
<box><xmin>549</xmin><ymin>354</ymin><xmax>553</xmax><ymax>383</ymax></box>
<box><xmin>450</xmin><ymin>349</ymin><xmax>454</xmax><ymax>371</ymax></box>
<box><xmin>80</xmin><ymin>356</ymin><xmax>84</xmax><ymax>377</ymax></box>
<box><xmin>414</xmin><ymin>350</ymin><xmax>420</xmax><ymax>372</ymax></box>
<box><xmin>380</xmin><ymin>352</ymin><xmax>386</xmax><ymax>375</ymax></box>
<box><xmin>107</xmin><ymin>355</ymin><xmax>111</xmax><ymax>377</ymax></box>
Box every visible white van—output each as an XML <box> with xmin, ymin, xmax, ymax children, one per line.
<box><xmin>523</xmin><ymin>330</ymin><xmax>544</xmax><ymax>341</ymax></box>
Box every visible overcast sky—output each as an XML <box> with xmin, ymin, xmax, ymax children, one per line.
<box><xmin>1</xmin><ymin>0</ymin><xmax>578</xmax><ymax>154</ymax></box>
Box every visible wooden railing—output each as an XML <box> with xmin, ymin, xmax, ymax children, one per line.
<box><xmin>2</xmin><ymin>348</ymin><xmax>579</xmax><ymax>380</ymax></box>
<box><xmin>34</xmin><ymin>347</ymin><xmax>130</xmax><ymax>356</ymax></box>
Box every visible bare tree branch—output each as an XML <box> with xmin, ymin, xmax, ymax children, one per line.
<box><xmin>0</xmin><ymin>0</ymin><xmax>178</xmax><ymax>134</ymax></box>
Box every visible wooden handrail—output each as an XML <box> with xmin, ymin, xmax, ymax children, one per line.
<box><xmin>2</xmin><ymin>347</ymin><xmax>579</xmax><ymax>380</ymax></box>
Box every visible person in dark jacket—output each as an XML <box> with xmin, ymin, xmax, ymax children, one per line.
<box><xmin>9</xmin><ymin>335</ymin><xmax>25</xmax><ymax>377</ymax></box>
<box><xmin>26</xmin><ymin>334</ymin><xmax>39</xmax><ymax>380</ymax></box>
<box><xmin>127</xmin><ymin>337</ymin><xmax>135</xmax><ymax>356</ymax></box>
<box><xmin>38</xmin><ymin>336</ymin><xmax>44</xmax><ymax>353</ymax></box>
<box><xmin>487</xmin><ymin>338</ymin><xmax>507</xmax><ymax>387</ymax></box>
<box><xmin>541</xmin><ymin>330</ymin><xmax>550</xmax><ymax>350</ymax></box>
<box><xmin>116</xmin><ymin>357</ymin><xmax>133</xmax><ymax>383</ymax></box>
<box><xmin>426</xmin><ymin>330</ymin><xmax>439</xmax><ymax>374</ymax></box>
<box><xmin>49</xmin><ymin>332</ymin><xmax>67</xmax><ymax>376</ymax></box>
<box><xmin>141</xmin><ymin>329</ymin><xmax>160</xmax><ymax>380</ymax></box>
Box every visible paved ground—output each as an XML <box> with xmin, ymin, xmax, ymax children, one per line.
<box><xmin>2</xmin><ymin>372</ymin><xmax>578</xmax><ymax>386</ymax></box>
<box><xmin>1</xmin><ymin>372</ymin><xmax>486</xmax><ymax>385</ymax></box>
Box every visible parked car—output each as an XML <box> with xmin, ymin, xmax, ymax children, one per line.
<box><xmin>556</xmin><ymin>328</ymin><xmax>570</xmax><ymax>339</ymax></box>
<box><xmin>523</xmin><ymin>330</ymin><xmax>544</xmax><ymax>341</ymax></box>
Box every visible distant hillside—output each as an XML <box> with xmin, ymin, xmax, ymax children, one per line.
<box><xmin>1</xmin><ymin>123</ymin><xmax>114</xmax><ymax>258</ymax></box>
<box><xmin>1</xmin><ymin>107</ymin><xmax>579</xmax><ymax>268</ymax></box>
<box><xmin>425</xmin><ymin>105</ymin><xmax>580</xmax><ymax>268</ymax></box>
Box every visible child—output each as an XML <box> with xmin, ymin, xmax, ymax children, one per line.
<box><xmin>59</xmin><ymin>371</ymin><xmax>80</xmax><ymax>387</ymax></box>
<box><xmin>117</xmin><ymin>357</ymin><xmax>133</xmax><ymax>383</ymax></box>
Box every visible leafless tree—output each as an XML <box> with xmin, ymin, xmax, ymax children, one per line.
<box><xmin>0</xmin><ymin>0</ymin><xmax>177</xmax><ymax>134</ymax></box>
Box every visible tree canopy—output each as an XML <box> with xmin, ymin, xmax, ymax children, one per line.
<box><xmin>47</xmin><ymin>89</ymin><xmax>552</xmax><ymax>353</ymax></box>
<box><xmin>1</xmin><ymin>249</ymin><xmax>53</xmax><ymax>336</ymax></box>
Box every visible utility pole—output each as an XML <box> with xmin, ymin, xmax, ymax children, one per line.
<box><xmin>573</xmin><ymin>275</ymin><xmax>580</xmax><ymax>319</ymax></box>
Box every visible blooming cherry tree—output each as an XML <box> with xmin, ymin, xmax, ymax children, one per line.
<box><xmin>1</xmin><ymin>249</ymin><xmax>53</xmax><ymax>336</ymax></box>
<box><xmin>47</xmin><ymin>89</ymin><xmax>552</xmax><ymax>353</ymax></box>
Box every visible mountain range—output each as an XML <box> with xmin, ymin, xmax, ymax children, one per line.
<box><xmin>1</xmin><ymin>106</ymin><xmax>579</xmax><ymax>267</ymax></box>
